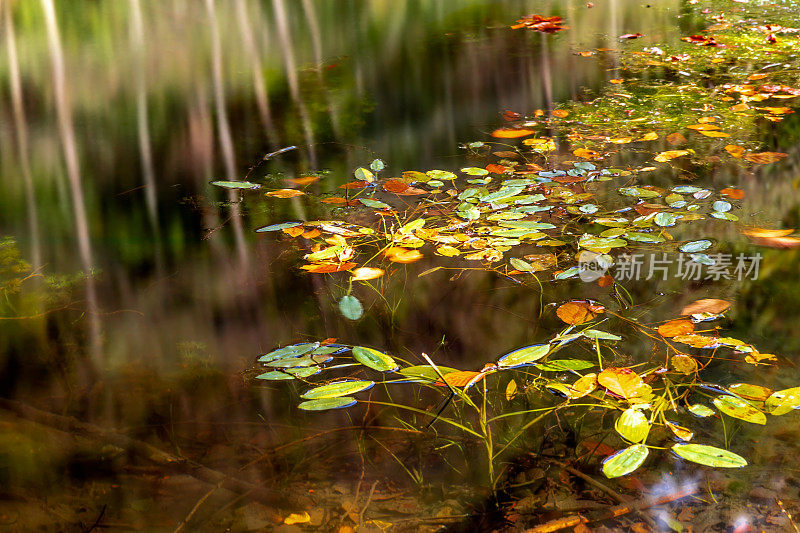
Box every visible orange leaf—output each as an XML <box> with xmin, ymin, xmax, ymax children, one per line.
<box><xmin>658</xmin><ymin>319</ymin><xmax>695</xmax><ymax>338</ymax></box>
<box><xmin>748</xmin><ymin>73</ymin><xmax>768</xmax><ymax>80</ymax></box>
<box><xmin>350</xmin><ymin>267</ymin><xmax>385</xmax><ymax>281</ymax></box>
<box><xmin>286</xmin><ymin>175</ymin><xmax>320</xmax><ymax>186</ymax></box>
<box><xmin>551</xmin><ymin>109</ymin><xmax>570</xmax><ymax>118</ymax></box>
<box><xmin>573</xmin><ymin>148</ymin><xmax>602</xmax><ymax>159</ymax></box>
<box><xmin>556</xmin><ymin>301</ymin><xmax>604</xmax><ymax>325</ymax></box>
<box><xmin>680</xmin><ymin>298</ymin><xmax>731</xmax><ymax>316</ymax></box>
<box><xmin>321</xmin><ymin>196</ymin><xmax>347</xmax><ymax>204</ymax></box>
<box><xmin>730</xmin><ymin>103</ymin><xmax>750</xmax><ymax>112</ymax></box>
<box><xmin>301</xmin><ymin>262</ymin><xmax>357</xmax><ymax>273</ymax></box>
<box><xmin>597</xmin><ymin>274</ymin><xmax>614</xmax><ymax>287</ymax></box>
<box><xmin>384</xmin><ymin>247</ymin><xmax>423</xmax><ymax>264</ymax></box>
<box><xmin>435</xmin><ymin>370</ymin><xmax>485</xmax><ymax>387</ymax></box>
<box><xmin>638</xmin><ymin>132</ymin><xmax>658</xmax><ymax>141</ymax></box>
<box><xmin>302</xmin><ymin>229</ymin><xmax>322</xmax><ymax>239</ymax></box>
<box><xmin>654</xmin><ymin>149</ymin><xmax>689</xmax><ymax>162</ymax></box>
<box><xmin>665</xmin><ymin>132</ymin><xmax>687</xmax><ymax>145</ymax></box>
<box><xmin>339</xmin><ymin>180</ymin><xmax>370</xmax><ymax>189</ymax></box>
<box><xmin>266</xmin><ymin>188</ymin><xmax>305</xmax><ymax>198</ymax></box>
<box><xmin>609</xmin><ymin>78</ymin><xmax>624</xmax><ymax>84</ymax></box>
<box><xmin>485</xmin><ymin>164</ymin><xmax>510</xmax><ymax>174</ymax></box>
<box><xmin>490</xmin><ymin>128</ymin><xmax>536</xmax><ymax>139</ymax></box>
<box><xmin>597</xmin><ymin>368</ymin><xmax>651</xmax><ymax>400</ymax></box>
<box><xmin>724</xmin><ymin>145</ymin><xmax>745</xmax><ymax>158</ymax></box>
<box><xmin>741</xmin><ymin>227</ymin><xmax>794</xmax><ymax>238</ymax></box>
<box><xmin>686</xmin><ymin>124</ymin><xmax>721</xmax><ymax>130</ymax></box>
<box><xmin>698</xmin><ymin>130</ymin><xmax>730</xmax><ymax>137</ymax></box>
<box><xmin>608</xmin><ymin>137</ymin><xmax>633</xmax><ymax>144</ymax></box>
<box><xmin>697</xmin><ymin>116</ymin><xmax>716</xmax><ymax>123</ymax></box>
<box><xmin>720</xmin><ymin>187</ymin><xmax>745</xmax><ymax>199</ymax></box>
<box><xmin>282</xmin><ymin>226</ymin><xmax>305</xmax><ymax>237</ymax></box>
<box><xmin>744</xmin><ymin>152</ymin><xmax>787</xmax><ymax>164</ymax></box>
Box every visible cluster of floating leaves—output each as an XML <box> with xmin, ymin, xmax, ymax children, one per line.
<box><xmin>251</xmin><ymin>297</ymin><xmax>800</xmax><ymax>478</ymax></box>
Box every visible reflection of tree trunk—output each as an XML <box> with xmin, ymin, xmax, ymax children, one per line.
<box><xmin>41</xmin><ymin>0</ymin><xmax>102</xmax><ymax>370</ymax></box>
<box><xmin>4</xmin><ymin>2</ymin><xmax>42</xmax><ymax>270</ymax></box>
<box><xmin>234</xmin><ymin>0</ymin><xmax>280</xmax><ymax>148</ymax></box>
<box><xmin>205</xmin><ymin>0</ymin><xmax>249</xmax><ymax>270</ymax></box>
<box><xmin>129</xmin><ymin>0</ymin><xmax>163</xmax><ymax>270</ymax></box>
<box><xmin>301</xmin><ymin>0</ymin><xmax>341</xmax><ymax>139</ymax></box>
<box><xmin>540</xmin><ymin>33</ymin><xmax>553</xmax><ymax>112</ymax></box>
<box><xmin>272</xmin><ymin>0</ymin><xmax>317</xmax><ymax>166</ymax></box>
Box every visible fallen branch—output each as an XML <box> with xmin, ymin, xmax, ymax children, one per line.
<box><xmin>0</xmin><ymin>398</ymin><xmax>305</xmax><ymax>510</ymax></box>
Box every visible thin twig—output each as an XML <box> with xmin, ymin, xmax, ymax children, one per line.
<box><xmin>173</xmin><ymin>485</ymin><xmax>219</xmax><ymax>533</ymax></box>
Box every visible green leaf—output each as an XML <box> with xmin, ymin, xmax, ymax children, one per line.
<box><xmin>672</xmin><ymin>444</ymin><xmax>747</xmax><ymax>468</ymax></box>
<box><xmin>359</xmin><ymin>198</ymin><xmax>391</xmax><ymax>210</ymax></box>
<box><xmin>354</xmin><ymin>167</ymin><xmax>374</xmax><ymax>182</ymax></box>
<box><xmin>711</xmin><ymin>211</ymin><xmax>738</xmax><ymax>221</ymax></box>
<box><xmin>211</xmin><ymin>180</ymin><xmax>261</xmax><ymax>190</ymax></box>
<box><xmin>255</xmin><ymin>367</ymin><xmax>320</xmax><ymax>380</ymax></box>
<box><xmin>256</xmin><ymin>222</ymin><xmax>302</xmax><ymax>232</ymax></box>
<box><xmin>535</xmin><ymin>359</ymin><xmax>595</xmax><ymax>371</ymax></box>
<box><xmin>352</xmin><ymin>346</ymin><xmax>399</xmax><ymax>372</ymax></box>
<box><xmin>426</xmin><ymin>170</ymin><xmax>457</xmax><ymax>181</ymax></box>
<box><xmin>499</xmin><ymin>221</ymin><xmax>556</xmax><ymax>230</ymax></box>
<box><xmin>301</xmin><ymin>380</ymin><xmax>375</xmax><ymax>399</ymax></box>
<box><xmin>654</xmin><ymin>212</ymin><xmax>677</xmax><ymax>227</ymax></box>
<box><xmin>268</xmin><ymin>355</ymin><xmax>328</xmax><ymax>368</ymax></box>
<box><xmin>687</xmin><ymin>403</ymin><xmax>715</xmax><ymax>417</ymax></box>
<box><xmin>369</xmin><ymin>159</ymin><xmax>385</xmax><ymax>172</ymax></box>
<box><xmin>460</xmin><ymin>167</ymin><xmax>489</xmax><ymax>176</ymax></box>
<box><xmin>338</xmin><ymin>295</ymin><xmax>364</xmax><ymax>320</ymax></box>
<box><xmin>582</xmin><ymin>330</ymin><xmax>622</xmax><ymax>341</ymax></box>
<box><xmin>510</xmin><ymin>258</ymin><xmax>533</xmax><ymax>272</ymax></box>
<box><xmin>713</xmin><ymin>395</ymin><xmax>766</xmax><ymax>424</ymax></box>
<box><xmin>679</xmin><ymin>240</ymin><xmax>712</xmax><ymax>253</ymax></box>
<box><xmin>497</xmin><ymin>344</ymin><xmax>550</xmax><ymax>368</ymax></box>
<box><xmin>398</xmin><ymin>365</ymin><xmax>459</xmax><ymax>382</ymax></box>
<box><xmin>765</xmin><ymin>387</ymin><xmax>800</xmax><ymax>416</ymax></box>
<box><xmin>298</xmin><ymin>397</ymin><xmax>357</xmax><ymax>411</ymax></box>
<box><xmin>615</xmin><ymin>408</ymin><xmax>650</xmax><ymax>443</ymax></box>
<box><xmin>259</xmin><ymin>343</ymin><xmax>320</xmax><ymax>362</ymax></box>
<box><xmin>602</xmin><ymin>444</ymin><xmax>649</xmax><ymax>478</ymax></box>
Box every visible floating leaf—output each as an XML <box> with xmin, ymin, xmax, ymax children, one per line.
<box><xmin>298</xmin><ymin>397</ymin><xmax>357</xmax><ymax>411</ymax></box>
<box><xmin>744</xmin><ymin>152</ymin><xmax>787</xmax><ymax>164</ymax></box>
<box><xmin>436</xmin><ymin>370</ymin><xmax>486</xmax><ymax>388</ymax></box>
<box><xmin>687</xmin><ymin>403</ymin><xmax>715</xmax><ymax>418</ymax></box>
<box><xmin>535</xmin><ymin>359</ymin><xmax>595</xmax><ymax>371</ymax></box>
<box><xmin>257</xmin><ymin>222</ymin><xmax>302</xmax><ymax>232</ymax></box>
<box><xmin>679</xmin><ymin>240</ymin><xmax>712</xmax><ymax>253</ymax></box>
<box><xmin>713</xmin><ymin>395</ymin><xmax>766</xmax><ymax>424</ymax></box>
<box><xmin>255</xmin><ymin>367</ymin><xmax>320</xmax><ymax>381</ymax></box>
<box><xmin>658</xmin><ymin>319</ymin><xmax>695</xmax><ymax>338</ymax></box>
<box><xmin>727</xmin><ymin>383</ymin><xmax>772</xmax><ymax>402</ymax></box>
<box><xmin>680</xmin><ymin>298</ymin><xmax>731</xmax><ymax>316</ymax></box>
<box><xmin>352</xmin><ymin>346</ymin><xmax>399</xmax><ymax>372</ymax></box>
<box><xmin>573</xmin><ymin>148</ymin><xmax>601</xmax><ymax>159</ymax></box>
<box><xmin>724</xmin><ymin>145</ymin><xmax>745</xmax><ymax>158</ymax></box>
<box><xmin>284</xmin><ymin>512</ymin><xmax>311</xmax><ymax>525</ymax></box>
<box><xmin>567</xmin><ymin>373</ymin><xmax>598</xmax><ymax>399</ymax></box>
<box><xmin>351</xmin><ymin>267</ymin><xmax>384</xmax><ymax>281</ymax></box>
<box><xmin>598</xmin><ymin>368</ymin><xmax>651</xmax><ymax>400</ymax></box>
<box><xmin>556</xmin><ymin>301</ymin><xmax>604</xmax><ymax>325</ymax></box>
<box><xmin>765</xmin><ymin>387</ymin><xmax>800</xmax><ymax>416</ymax></box>
<box><xmin>338</xmin><ymin>295</ymin><xmax>363</xmax><ymax>320</ymax></box>
<box><xmin>369</xmin><ymin>159</ymin><xmax>385</xmax><ymax>172</ymax></box>
<box><xmin>602</xmin><ymin>444</ymin><xmax>649</xmax><ymax>478</ymax></box>
<box><xmin>655</xmin><ymin>150</ymin><xmax>689</xmax><ymax>162</ymax></box>
<box><xmin>698</xmin><ymin>130</ymin><xmax>730</xmax><ymax>138</ymax></box>
<box><xmin>354</xmin><ymin>167</ymin><xmax>375</xmax><ymax>182</ymax></box>
<box><xmin>259</xmin><ymin>343</ymin><xmax>320</xmax><ymax>362</ymax></box>
<box><xmin>398</xmin><ymin>365</ymin><xmax>458</xmax><ymax>382</ymax></box>
<box><xmin>671</xmin><ymin>355</ymin><xmax>698</xmax><ymax>374</ymax></box>
<box><xmin>672</xmin><ymin>443</ymin><xmax>747</xmax><ymax>468</ymax></box>
<box><xmin>384</xmin><ymin>247</ymin><xmax>423</xmax><ymax>263</ymax></box>
<box><xmin>582</xmin><ymin>330</ymin><xmax>622</xmax><ymax>341</ymax></box>
<box><xmin>666</xmin><ymin>422</ymin><xmax>694</xmax><ymax>441</ymax></box>
<box><xmin>211</xmin><ymin>180</ymin><xmax>261</xmax><ymax>190</ymax></box>
<box><xmin>497</xmin><ymin>344</ymin><xmax>550</xmax><ymax>368</ymax></box>
<box><xmin>615</xmin><ymin>408</ymin><xmax>650</xmax><ymax>443</ymax></box>
<box><xmin>359</xmin><ymin>198</ymin><xmax>391</xmax><ymax>210</ymax></box>
<box><xmin>301</xmin><ymin>262</ymin><xmax>357</xmax><ymax>273</ymax></box>
<box><xmin>266</xmin><ymin>188</ymin><xmax>305</xmax><ymax>198</ymax></box>
<box><xmin>301</xmin><ymin>380</ymin><xmax>375</xmax><ymax>400</ymax></box>
<box><xmin>506</xmin><ymin>379</ymin><xmax>518</xmax><ymax>401</ymax></box>
<box><xmin>490</xmin><ymin>128</ymin><xmax>536</xmax><ymax>139</ymax></box>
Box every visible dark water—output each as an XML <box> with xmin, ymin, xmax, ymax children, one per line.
<box><xmin>2</xmin><ymin>0</ymin><xmax>800</xmax><ymax>530</ymax></box>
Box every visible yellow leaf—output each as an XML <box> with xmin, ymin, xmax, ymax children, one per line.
<box><xmin>573</xmin><ymin>148</ymin><xmax>602</xmax><ymax>159</ymax></box>
<box><xmin>598</xmin><ymin>368</ymin><xmax>652</xmax><ymax>400</ymax></box>
<box><xmin>698</xmin><ymin>130</ymin><xmax>730</xmax><ymax>137</ymax></box>
<box><xmin>744</xmin><ymin>152</ymin><xmax>787</xmax><ymax>164</ymax></box>
<box><xmin>551</xmin><ymin>109</ymin><xmax>570</xmax><ymax>118</ymax></box>
<box><xmin>350</xmin><ymin>267</ymin><xmax>385</xmax><ymax>281</ymax></box>
<box><xmin>724</xmin><ymin>145</ymin><xmax>745</xmax><ymax>158</ymax></box>
<box><xmin>654</xmin><ymin>150</ymin><xmax>690</xmax><ymax>162</ymax></box>
<box><xmin>284</xmin><ymin>512</ymin><xmax>311</xmax><ymax>525</ymax></box>
<box><xmin>638</xmin><ymin>132</ymin><xmax>658</xmax><ymax>141</ymax></box>
<box><xmin>384</xmin><ymin>247</ymin><xmax>423</xmax><ymax>263</ymax></box>
<box><xmin>506</xmin><ymin>379</ymin><xmax>518</xmax><ymax>401</ymax></box>
<box><xmin>556</xmin><ymin>301</ymin><xmax>604</xmax><ymax>325</ymax></box>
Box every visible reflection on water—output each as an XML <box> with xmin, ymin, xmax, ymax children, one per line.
<box><xmin>1</xmin><ymin>0</ymin><xmax>800</xmax><ymax>530</ymax></box>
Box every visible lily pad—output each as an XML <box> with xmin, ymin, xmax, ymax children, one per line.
<box><xmin>298</xmin><ymin>397</ymin><xmax>358</xmax><ymax>411</ymax></box>
<box><xmin>602</xmin><ymin>444</ymin><xmax>649</xmax><ymax>478</ymax></box>
<box><xmin>301</xmin><ymin>380</ymin><xmax>375</xmax><ymax>399</ymax></box>
<box><xmin>352</xmin><ymin>346</ymin><xmax>399</xmax><ymax>372</ymax></box>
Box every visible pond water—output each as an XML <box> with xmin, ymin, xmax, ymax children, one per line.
<box><xmin>2</xmin><ymin>0</ymin><xmax>800</xmax><ymax>531</ymax></box>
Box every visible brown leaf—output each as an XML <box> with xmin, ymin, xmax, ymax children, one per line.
<box><xmin>744</xmin><ymin>152</ymin><xmax>787</xmax><ymax>164</ymax></box>
<box><xmin>680</xmin><ymin>298</ymin><xmax>731</xmax><ymax>316</ymax></box>
<box><xmin>666</xmin><ymin>132</ymin><xmax>687</xmax><ymax>145</ymax></box>
<box><xmin>556</xmin><ymin>301</ymin><xmax>604</xmax><ymax>325</ymax></box>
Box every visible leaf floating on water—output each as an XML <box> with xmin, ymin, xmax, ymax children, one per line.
<box><xmin>744</xmin><ymin>152</ymin><xmax>787</xmax><ymax>164</ymax></box>
<box><xmin>211</xmin><ymin>180</ymin><xmax>262</xmax><ymax>190</ymax></box>
<box><xmin>352</xmin><ymin>346</ymin><xmax>399</xmax><ymax>372</ymax></box>
<box><xmin>369</xmin><ymin>159</ymin><xmax>386</xmax><ymax>172</ymax></box>
<box><xmin>256</xmin><ymin>222</ymin><xmax>303</xmax><ymax>232</ymax></box>
<box><xmin>298</xmin><ymin>397</ymin><xmax>358</xmax><ymax>411</ymax></box>
<box><xmin>658</xmin><ymin>319</ymin><xmax>695</xmax><ymax>338</ymax></box>
<box><xmin>497</xmin><ymin>344</ymin><xmax>550</xmax><ymax>368</ymax></box>
<box><xmin>266</xmin><ymin>188</ymin><xmax>305</xmax><ymax>198</ymax></box>
<box><xmin>556</xmin><ymin>301</ymin><xmax>604</xmax><ymax>325</ymax></box>
<box><xmin>283</xmin><ymin>512</ymin><xmax>311</xmax><ymax>525</ymax></box>
<box><xmin>615</xmin><ymin>408</ymin><xmax>650</xmax><ymax>443</ymax></box>
<box><xmin>359</xmin><ymin>198</ymin><xmax>391</xmax><ymax>210</ymax></box>
<box><xmin>598</xmin><ymin>368</ymin><xmax>651</xmax><ymax>400</ymax></box>
<box><xmin>551</xmin><ymin>109</ymin><xmax>570</xmax><ymax>118</ymax></box>
<box><xmin>286</xmin><ymin>175</ymin><xmax>319</xmax><ymax>186</ymax></box>
<box><xmin>490</xmin><ymin>128</ymin><xmax>536</xmax><ymax>139</ymax></box>
<box><xmin>671</xmin><ymin>355</ymin><xmax>698</xmax><ymax>374</ymax></box>
<box><xmin>567</xmin><ymin>373</ymin><xmax>598</xmax><ymax>399</ymax></box>
<box><xmin>354</xmin><ymin>167</ymin><xmax>375</xmax><ymax>182</ymax></box>
<box><xmin>384</xmin><ymin>247</ymin><xmax>423</xmax><ymax>263</ymax></box>
<box><xmin>671</xmin><ymin>444</ymin><xmax>747</xmax><ymax>468</ymax></box>
<box><xmin>350</xmin><ymin>267</ymin><xmax>384</xmax><ymax>281</ymax></box>
<box><xmin>398</xmin><ymin>365</ymin><xmax>458</xmax><ymax>382</ymax></box>
<box><xmin>698</xmin><ymin>130</ymin><xmax>730</xmax><ymax>138</ymax></box>
<box><xmin>573</xmin><ymin>148</ymin><xmax>602</xmax><ymax>159</ymax></box>
<box><xmin>505</xmin><ymin>379</ymin><xmax>518</xmax><ymax>401</ymax></box>
<box><xmin>535</xmin><ymin>359</ymin><xmax>595</xmax><ymax>371</ymax></box>
<box><xmin>713</xmin><ymin>395</ymin><xmax>766</xmax><ymax>424</ymax></box>
<box><xmin>602</xmin><ymin>444</ymin><xmax>649</xmax><ymax>478</ymax></box>
<box><xmin>687</xmin><ymin>403</ymin><xmax>715</xmax><ymax>418</ymax></box>
<box><xmin>301</xmin><ymin>262</ymin><xmax>357</xmax><ymax>273</ymax></box>
<box><xmin>301</xmin><ymin>380</ymin><xmax>374</xmax><ymax>400</ymax></box>
<box><xmin>765</xmin><ymin>387</ymin><xmax>800</xmax><ymax>416</ymax></box>
<box><xmin>338</xmin><ymin>295</ymin><xmax>363</xmax><ymax>320</ymax></box>
<box><xmin>259</xmin><ymin>343</ymin><xmax>320</xmax><ymax>362</ymax></box>
<box><xmin>654</xmin><ymin>150</ymin><xmax>690</xmax><ymax>162</ymax></box>
<box><xmin>666</xmin><ymin>422</ymin><xmax>694</xmax><ymax>441</ymax></box>
<box><xmin>435</xmin><ymin>370</ymin><xmax>486</xmax><ymax>388</ymax></box>
<box><xmin>679</xmin><ymin>240</ymin><xmax>712</xmax><ymax>253</ymax></box>
<box><xmin>680</xmin><ymin>298</ymin><xmax>731</xmax><ymax>316</ymax></box>
<box><xmin>727</xmin><ymin>383</ymin><xmax>772</xmax><ymax>402</ymax></box>
<box><xmin>724</xmin><ymin>145</ymin><xmax>745</xmax><ymax>158</ymax></box>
